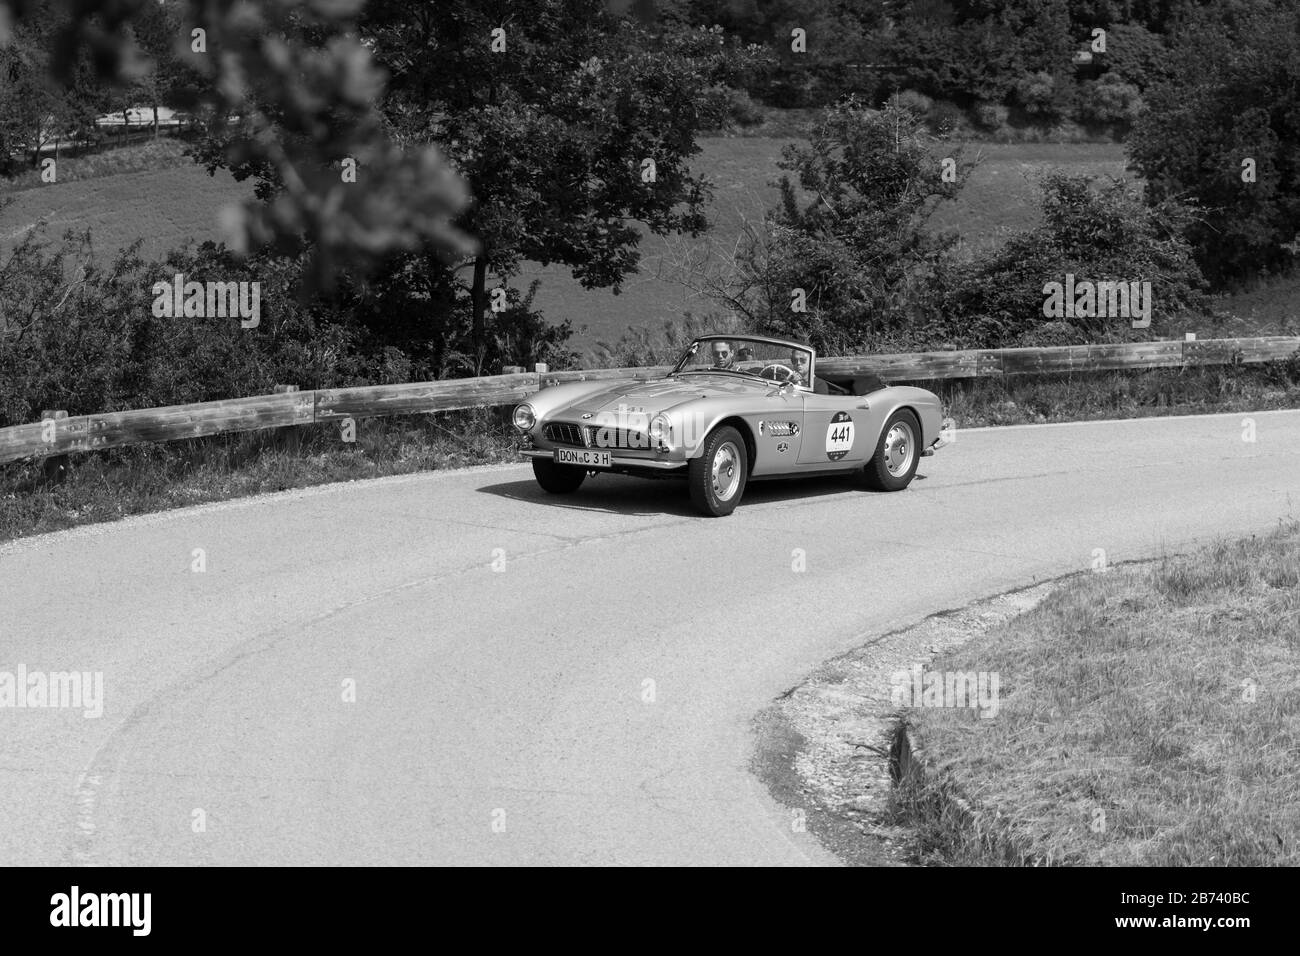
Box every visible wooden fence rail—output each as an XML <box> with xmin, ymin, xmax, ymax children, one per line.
<box><xmin>2</xmin><ymin>336</ymin><xmax>1296</xmax><ymax>466</ymax></box>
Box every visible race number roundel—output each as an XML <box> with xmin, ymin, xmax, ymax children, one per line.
<box><xmin>826</xmin><ymin>412</ymin><xmax>854</xmax><ymax>460</ymax></box>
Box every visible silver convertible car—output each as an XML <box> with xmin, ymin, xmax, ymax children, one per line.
<box><xmin>512</xmin><ymin>334</ymin><xmax>949</xmax><ymax>516</ymax></box>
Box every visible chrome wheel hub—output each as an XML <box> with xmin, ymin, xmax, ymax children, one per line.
<box><xmin>884</xmin><ymin>422</ymin><xmax>915</xmax><ymax>477</ymax></box>
<box><xmin>712</xmin><ymin>441</ymin><xmax>740</xmax><ymax>501</ymax></box>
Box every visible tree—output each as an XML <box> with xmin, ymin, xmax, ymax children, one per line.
<box><xmin>353</xmin><ymin>0</ymin><xmax>767</xmax><ymax>359</ymax></box>
<box><xmin>1128</xmin><ymin>0</ymin><xmax>1300</xmax><ymax>284</ymax></box>
<box><xmin>669</xmin><ymin>98</ymin><xmax>971</xmax><ymax>353</ymax></box>
<box><xmin>0</xmin><ymin>1</ymin><xmax>103</xmax><ymax>168</ymax></box>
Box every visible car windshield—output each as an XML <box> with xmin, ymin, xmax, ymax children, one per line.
<box><xmin>672</xmin><ymin>337</ymin><xmax>813</xmax><ymax>386</ymax></box>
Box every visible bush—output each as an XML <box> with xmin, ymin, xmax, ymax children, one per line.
<box><xmin>440</xmin><ymin>280</ymin><xmax>578</xmax><ymax>377</ymax></box>
<box><xmin>0</xmin><ymin>232</ymin><xmax>396</xmax><ymax>426</ymax></box>
<box><xmin>892</xmin><ymin>89</ymin><xmax>933</xmax><ymax>118</ymax></box>
<box><xmin>1078</xmin><ymin>75</ymin><xmax>1143</xmax><ymax>128</ymax></box>
<box><xmin>925</xmin><ymin>100</ymin><xmax>967</xmax><ymax>136</ymax></box>
<box><xmin>943</xmin><ymin>173</ymin><xmax>1210</xmax><ymax>348</ymax></box>
<box><xmin>1013</xmin><ymin>320</ymin><xmax>1088</xmax><ymax>348</ymax></box>
<box><xmin>973</xmin><ymin>101</ymin><xmax>1010</xmax><ymax>131</ymax></box>
<box><xmin>722</xmin><ymin>87</ymin><xmax>766</xmax><ymax>128</ymax></box>
<box><xmin>1014</xmin><ymin>72</ymin><xmax>1059</xmax><ymax>118</ymax></box>
<box><xmin>0</xmin><ymin>227</ymin><xmax>579</xmax><ymax>426</ymax></box>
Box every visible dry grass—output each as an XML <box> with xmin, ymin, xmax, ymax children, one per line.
<box><xmin>934</xmin><ymin>360</ymin><xmax>1300</xmax><ymax>428</ymax></box>
<box><xmin>0</xmin><ymin>409</ymin><xmax>518</xmax><ymax>546</ymax></box>
<box><xmin>0</xmin><ymin>137</ymin><xmax>195</xmax><ymax>193</ymax></box>
<box><xmin>892</xmin><ymin>523</ymin><xmax>1300</xmax><ymax>866</ymax></box>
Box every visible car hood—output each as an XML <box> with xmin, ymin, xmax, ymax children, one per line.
<box><xmin>555</xmin><ymin>374</ymin><xmax>768</xmax><ymax>418</ymax></box>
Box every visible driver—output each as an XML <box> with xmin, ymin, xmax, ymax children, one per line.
<box><xmin>788</xmin><ymin>349</ymin><xmax>811</xmax><ymax>384</ymax></box>
<box><xmin>710</xmin><ymin>340</ymin><xmax>736</xmax><ymax>369</ymax></box>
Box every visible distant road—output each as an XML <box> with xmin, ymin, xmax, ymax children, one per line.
<box><xmin>3</xmin><ymin>410</ymin><xmax>1294</xmax><ymax>866</ymax></box>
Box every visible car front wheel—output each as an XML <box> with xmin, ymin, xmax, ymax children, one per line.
<box><xmin>861</xmin><ymin>409</ymin><xmax>921</xmax><ymax>491</ymax></box>
<box><xmin>532</xmin><ymin>457</ymin><xmax>586</xmax><ymax>494</ymax></box>
<box><xmin>689</xmin><ymin>426</ymin><xmax>748</xmax><ymax>517</ymax></box>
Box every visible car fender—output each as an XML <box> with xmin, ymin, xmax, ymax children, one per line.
<box><xmin>666</xmin><ymin>395</ymin><xmax>782</xmax><ymax>461</ymax></box>
<box><xmin>869</xmin><ymin>386</ymin><xmax>943</xmax><ymax>447</ymax></box>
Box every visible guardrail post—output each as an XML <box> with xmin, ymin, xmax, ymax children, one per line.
<box><xmin>272</xmin><ymin>385</ymin><xmax>303</xmax><ymax>454</ymax></box>
<box><xmin>40</xmin><ymin>410</ymin><xmax>69</xmax><ymax>483</ymax></box>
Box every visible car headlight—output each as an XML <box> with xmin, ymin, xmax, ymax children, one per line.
<box><xmin>649</xmin><ymin>413</ymin><xmax>674</xmax><ymax>451</ymax></box>
<box><xmin>513</xmin><ymin>403</ymin><xmax>536</xmax><ymax>431</ymax></box>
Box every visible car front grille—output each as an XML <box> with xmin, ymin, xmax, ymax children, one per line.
<box><xmin>591</xmin><ymin>428</ymin><xmax>652</xmax><ymax>449</ymax></box>
<box><xmin>543</xmin><ymin>422</ymin><xmax>655</xmax><ymax>450</ymax></box>
<box><xmin>544</xmin><ymin>422</ymin><xmax>586</xmax><ymax>446</ymax></box>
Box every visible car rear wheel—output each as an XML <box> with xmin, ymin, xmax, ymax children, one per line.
<box><xmin>861</xmin><ymin>409</ymin><xmax>921</xmax><ymax>492</ymax></box>
<box><xmin>532</xmin><ymin>457</ymin><xmax>586</xmax><ymax>494</ymax></box>
<box><xmin>689</xmin><ymin>426</ymin><xmax>747</xmax><ymax>517</ymax></box>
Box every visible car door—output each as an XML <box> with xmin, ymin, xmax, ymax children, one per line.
<box><xmin>797</xmin><ymin>388</ymin><xmax>874</xmax><ymax>468</ymax></box>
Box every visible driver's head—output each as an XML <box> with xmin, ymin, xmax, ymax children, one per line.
<box><xmin>790</xmin><ymin>350</ymin><xmax>810</xmax><ymax>377</ymax></box>
<box><xmin>711</xmin><ymin>341</ymin><xmax>732</xmax><ymax>367</ymax></box>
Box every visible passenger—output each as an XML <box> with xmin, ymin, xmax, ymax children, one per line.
<box><xmin>788</xmin><ymin>349</ymin><xmax>811</xmax><ymax>384</ymax></box>
<box><xmin>711</xmin><ymin>341</ymin><xmax>736</xmax><ymax>369</ymax></box>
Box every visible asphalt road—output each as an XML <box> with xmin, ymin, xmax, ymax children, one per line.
<box><xmin>3</xmin><ymin>410</ymin><xmax>1298</xmax><ymax>866</ymax></box>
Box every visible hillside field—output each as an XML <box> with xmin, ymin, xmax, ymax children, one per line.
<box><xmin>4</xmin><ymin>138</ymin><xmax>1294</xmax><ymax>355</ymax></box>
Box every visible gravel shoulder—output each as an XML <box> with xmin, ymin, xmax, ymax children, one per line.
<box><xmin>751</xmin><ymin>578</ymin><xmax>1065</xmax><ymax>866</ymax></box>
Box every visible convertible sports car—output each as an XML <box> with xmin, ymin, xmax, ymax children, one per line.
<box><xmin>512</xmin><ymin>334</ymin><xmax>950</xmax><ymax>516</ymax></box>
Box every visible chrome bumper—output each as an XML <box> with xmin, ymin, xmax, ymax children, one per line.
<box><xmin>521</xmin><ymin>449</ymin><xmax>686</xmax><ymax>471</ymax></box>
<box><xmin>922</xmin><ymin>418</ymin><xmax>956</xmax><ymax>456</ymax></box>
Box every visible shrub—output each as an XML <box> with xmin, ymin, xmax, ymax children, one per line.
<box><xmin>925</xmin><ymin>100</ymin><xmax>967</xmax><ymax>136</ymax></box>
<box><xmin>892</xmin><ymin>89</ymin><xmax>933</xmax><ymax>118</ymax></box>
<box><xmin>943</xmin><ymin>173</ymin><xmax>1210</xmax><ymax>348</ymax></box>
<box><xmin>0</xmin><ymin>227</ymin><xmax>580</xmax><ymax>425</ymax></box>
<box><xmin>1078</xmin><ymin>75</ymin><xmax>1143</xmax><ymax>128</ymax></box>
<box><xmin>973</xmin><ymin>100</ymin><xmax>1010</xmax><ymax>131</ymax></box>
<box><xmin>722</xmin><ymin>87</ymin><xmax>766</xmax><ymax>129</ymax></box>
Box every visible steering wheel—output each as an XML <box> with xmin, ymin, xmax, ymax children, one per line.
<box><xmin>758</xmin><ymin>363</ymin><xmax>798</xmax><ymax>384</ymax></box>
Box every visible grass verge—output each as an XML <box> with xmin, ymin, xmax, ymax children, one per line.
<box><xmin>0</xmin><ymin>408</ymin><xmax>517</xmax><ymax>546</ymax></box>
<box><xmin>890</xmin><ymin>522</ymin><xmax>1300</xmax><ymax>866</ymax></box>
<box><xmin>0</xmin><ymin>137</ymin><xmax>195</xmax><ymax>193</ymax></box>
<box><xmin>916</xmin><ymin>358</ymin><xmax>1300</xmax><ymax>427</ymax></box>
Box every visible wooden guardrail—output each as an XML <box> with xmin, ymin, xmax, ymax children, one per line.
<box><xmin>2</xmin><ymin>336</ymin><xmax>1296</xmax><ymax>466</ymax></box>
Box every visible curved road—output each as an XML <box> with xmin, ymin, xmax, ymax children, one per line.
<box><xmin>3</xmin><ymin>410</ymin><xmax>1298</xmax><ymax>866</ymax></box>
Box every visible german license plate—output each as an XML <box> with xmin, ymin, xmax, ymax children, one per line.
<box><xmin>555</xmin><ymin>448</ymin><xmax>611</xmax><ymax>468</ymax></box>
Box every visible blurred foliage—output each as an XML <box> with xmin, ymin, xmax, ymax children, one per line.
<box><xmin>0</xmin><ymin>0</ymin><xmax>476</xmax><ymax>287</ymax></box>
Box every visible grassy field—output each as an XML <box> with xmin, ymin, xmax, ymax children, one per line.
<box><xmin>0</xmin><ymin>137</ymin><xmax>1132</xmax><ymax>350</ymax></box>
<box><xmin>0</xmin><ymin>160</ymin><xmax>253</xmax><ymax>264</ymax></box>
<box><xmin>519</xmin><ymin>139</ymin><xmax>1133</xmax><ymax>353</ymax></box>
<box><xmin>0</xmin><ymin>136</ymin><xmax>197</xmax><ymax>192</ymax></box>
<box><xmin>891</xmin><ymin>523</ymin><xmax>1300</xmax><ymax>866</ymax></box>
